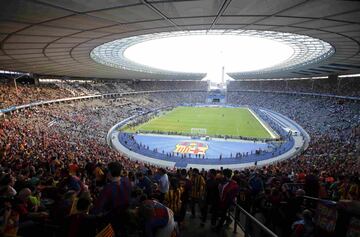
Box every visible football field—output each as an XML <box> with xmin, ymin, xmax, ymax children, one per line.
<box><xmin>127</xmin><ymin>106</ymin><xmax>273</xmax><ymax>139</ymax></box>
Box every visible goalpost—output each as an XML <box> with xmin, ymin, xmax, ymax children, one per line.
<box><xmin>191</xmin><ymin>128</ymin><xmax>207</xmax><ymax>136</ymax></box>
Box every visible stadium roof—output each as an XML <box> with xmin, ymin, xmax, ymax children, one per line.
<box><xmin>0</xmin><ymin>0</ymin><xmax>360</xmax><ymax>80</ymax></box>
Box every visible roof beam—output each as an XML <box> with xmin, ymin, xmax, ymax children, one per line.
<box><xmin>140</xmin><ymin>0</ymin><xmax>183</xmax><ymax>31</ymax></box>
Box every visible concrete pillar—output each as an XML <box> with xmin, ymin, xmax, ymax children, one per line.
<box><xmin>33</xmin><ymin>76</ymin><xmax>40</xmax><ymax>86</ymax></box>
<box><xmin>311</xmin><ymin>79</ymin><xmax>314</xmax><ymax>91</ymax></box>
<box><xmin>328</xmin><ymin>74</ymin><xmax>339</xmax><ymax>93</ymax></box>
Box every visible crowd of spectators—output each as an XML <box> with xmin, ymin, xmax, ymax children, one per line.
<box><xmin>228</xmin><ymin>76</ymin><xmax>360</xmax><ymax>97</ymax></box>
<box><xmin>0</xmin><ymin>80</ymin><xmax>359</xmax><ymax>237</ymax></box>
<box><xmin>0</xmin><ymin>81</ymin><xmax>72</xmax><ymax>109</ymax></box>
<box><xmin>128</xmin><ymin>80</ymin><xmax>208</xmax><ymax>92</ymax></box>
<box><xmin>0</xmin><ymin>79</ymin><xmax>208</xmax><ymax>110</ymax></box>
<box><xmin>228</xmin><ymin>91</ymin><xmax>360</xmax><ymax>137</ymax></box>
<box><xmin>227</xmin><ymin>91</ymin><xmax>360</xmax><ymax>235</ymax></box>
<box><xmin>0</xmin><ymin>82</ymin><xmax>209</xmax><ymax>236</ymax></box>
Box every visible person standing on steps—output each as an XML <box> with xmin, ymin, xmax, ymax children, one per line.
<box><xmin>190</xmin><ymin>168</ymin><xmax>205</xmax><ymax>218</ymax></box>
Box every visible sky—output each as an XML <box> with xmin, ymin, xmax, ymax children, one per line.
<box><xmin>124</xmin><ymin>34</ymin><xmax>294</xmax><ymax>83</ymax></box>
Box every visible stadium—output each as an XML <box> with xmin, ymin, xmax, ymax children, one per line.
<box><xmin>0</xmin><ymin>1</ymin><xmax>359</xmax><ymax>237</ymax></box>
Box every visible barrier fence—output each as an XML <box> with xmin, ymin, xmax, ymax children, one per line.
<box><xmin>229</xmin><ymin>194</ymin><xmax>360</xmax><ymax>237</ymax></box>
<box><xmin>302</xmin><ymin>196</ymin><xmax>360</xmax><ymax>237</ymax></box>
<box><xmin>229</xmin><ymin>203</ymin><xmax>278</xmax><ymax>237</ymax></box>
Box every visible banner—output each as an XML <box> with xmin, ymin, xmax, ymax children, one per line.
<box><xmin>347</xmin><ymin>217</ymin><xmax>360</xmax><ymax>237</ymax></box>
<box><xmin>315</xmin><ymin>201</ymin><xmax>338</xmax><ymax>233</ymax></box>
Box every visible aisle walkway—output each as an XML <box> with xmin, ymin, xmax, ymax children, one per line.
<box><xmin>180</xmin><ymin>213</ymin><xmax>244</xmax><ymax>237</ymax></box>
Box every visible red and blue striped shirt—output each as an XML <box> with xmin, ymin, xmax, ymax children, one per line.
<box><xmin>94</xmin><ymin>177</ymin><xmax>131</xmax><ymax>214</ymax></box>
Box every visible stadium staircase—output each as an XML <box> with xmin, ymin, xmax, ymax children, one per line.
<box><xmin>180</xmin><ymin>212</ymin><xmax>244</xmax><ymax>237</ymax></box>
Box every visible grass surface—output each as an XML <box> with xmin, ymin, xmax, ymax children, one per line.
<box><xmin>127</xmin><ymin>106</ymin><xmax>272</xmax><ymax>139</ymax></box>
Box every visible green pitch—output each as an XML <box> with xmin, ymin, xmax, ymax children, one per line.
<box><xmin>126</xmin><ymin>106</ymin><xmax>273</xmax><ymax>139</ymax></box>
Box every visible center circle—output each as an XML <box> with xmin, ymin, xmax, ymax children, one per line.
<box><xmin>123</xmin><ymin>34</ymin><xmax>294</xmax><ymax>73</ymax></box>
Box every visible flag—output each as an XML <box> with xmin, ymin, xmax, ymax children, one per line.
<box><xmin>96</xmin><ymin>224</ymin><xmax>115</xmax><ymax>237</ymax></box>
<box><xmin>174</xmin><ymin>141</ymin><xmax>208</xmax><ymax>155</ymax></box>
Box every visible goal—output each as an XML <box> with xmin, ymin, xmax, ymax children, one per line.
<box><xmin>191</xmin><ymin>128</ymin><xmax>207</xmax><ymax>136</ymax></box>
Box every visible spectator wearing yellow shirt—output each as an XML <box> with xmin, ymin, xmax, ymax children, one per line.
<box><xmin>94</xmin><ymin>163</ymin><xmax>105</xmax><ymax>186</ymax></box>
<box><xmin>190</xmin><ymin>168</ymin><xmax>205</xmax><ymax>218</ymax></box>
<box><xmin>164</xmin><ymin>178</ymin><xmax>182</xmax><ymax>222</ymax></box>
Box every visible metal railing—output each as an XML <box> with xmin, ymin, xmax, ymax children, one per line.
<box><xmin>229</xmin><ymin>195</ymin><xmax>359</xmax><ymax>237</ymax></box>
<box><xmin>303</xmin><ymin>195</ymin><xmax>337</xmax><ymax>205</ymax></box>
<box><xmin>229</xmin><ymin>203</ymin><xmax>278</xmax><ymax>237</ymax></box>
